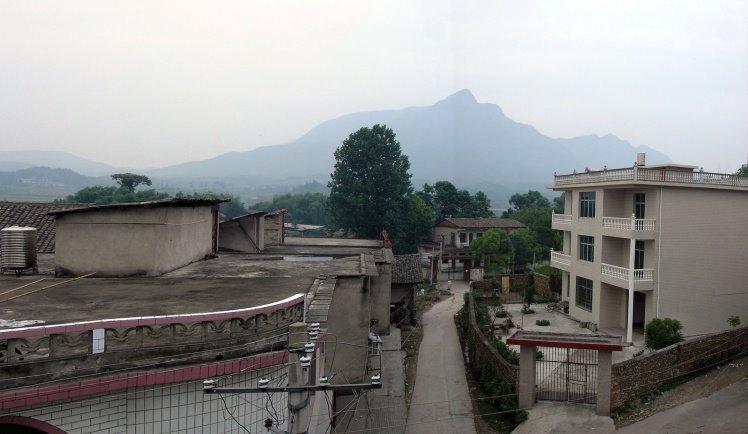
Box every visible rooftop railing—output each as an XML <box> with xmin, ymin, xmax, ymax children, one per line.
<box><xmin>554</xmin><ymin>166</ymin><xmax>748</xmax><ymax>188</ymax></box>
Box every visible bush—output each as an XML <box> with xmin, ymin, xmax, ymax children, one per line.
<box><xmin>535</xmin><ymin>319</ymin><xmax>550</xmax><ymax>326</ymax></box>
<box><xmin>728</xmin><ymin>315</ymin><xmax>741</xmax><ymax>328</ymax></box>
<box><xmin>645</xmin><ymin>318</ymin><xmax>684</xmax><ymax>350</ymax></box>
<box><xmin>490</xmin><ymin>277</ymin><xmax>500</xmax><ymax>289</ymax></box>
<box><xmin>521</xmin><ymin>306</ymin><xmax>535</xmax><ymax>314</ymax></box>
<box><xmin>496</xmin><ymin>310</ymin><xmax>510</xmax><ymax>318</ymax></box>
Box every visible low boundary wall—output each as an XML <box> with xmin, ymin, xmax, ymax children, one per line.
<box><xmin>611</xmin><ymin>325</ymin><xmax>748</xmax><ymax>410</ymax></box>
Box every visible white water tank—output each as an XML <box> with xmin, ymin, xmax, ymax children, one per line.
<box><xmin>0</xmin><ymin>226</ymin><xmax>38</xmax><ymax>274</ymax></box>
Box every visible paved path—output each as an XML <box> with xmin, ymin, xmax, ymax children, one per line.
<box><xmin>512</xmin><ymin>378</ymin><xmax>748</xmax><ymax>434</ymax></box>
<box><xmin>406</xmin><ymin>280</ymin><xmax>476</xmax><ymax>434</ymax></box>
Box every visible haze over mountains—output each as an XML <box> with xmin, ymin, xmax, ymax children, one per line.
<box><xmin>1</xmin><ymin>90</ymin><xmax>670</xmax><ymax>206</ymax></box>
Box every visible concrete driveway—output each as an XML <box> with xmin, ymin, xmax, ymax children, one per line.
<box><xmin>406</xmin><ymin>280</ymin><xmax>476</xmax><ymax>434</ymax></box>
<box><xmin>512</xmin><ymin>378</ymin><xmax>748</xmax><ymax>434</ymax></box>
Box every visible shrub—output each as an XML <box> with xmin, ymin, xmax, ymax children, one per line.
<box><xmin>535</xmin><ymin>319</ymin><xmax>550</xmax><ymax>326</ymax></box>
<box><xmin>645</xmin><ymin>318</ymin><xmax>684</xmax><ymax>350</ymax></box>
<box><xmin>490</xmin><ymin>277</ymin><xmax>500</xmax><ymax>289</ymax></box>
<box><xmin>728</xmin><ymin>315</ymin><xmax>741</xmax><ymax>328</ymax></box>
<box><xmin>521</xmin><ymin>306</ymin><xmax>535</xmax><ymax>314</ymax></box>
<box><xmin>496</xmin><ymin>310</ymin><xmax>510</xmax><ymax>318</ymax></box>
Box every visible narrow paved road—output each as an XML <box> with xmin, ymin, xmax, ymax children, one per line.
<box><xmin>406</xmin><ymin>280</ymin><xmax>476</xmax><ymax>434</ymax></box>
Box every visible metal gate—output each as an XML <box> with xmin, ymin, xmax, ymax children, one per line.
<box><xmin>536</xmin><ymin>346</ymin><xmax>598</xmax><ymax>404</ymax></box>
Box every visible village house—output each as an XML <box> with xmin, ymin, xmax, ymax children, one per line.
<box><xmin>550</xmin><ymin>154</ymin><xmax>748</xmax><ymax>342</ymax></box>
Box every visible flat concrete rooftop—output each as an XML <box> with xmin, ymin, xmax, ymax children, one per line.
<box><xmin>0</xmin><ymin>253</ymin><xmax>377</xmax><ymax>328</ymax></box>
<box><xmin>507</xmin><ymin>330</ymin><xmax>624</xmax><ymax>351</ymax></box>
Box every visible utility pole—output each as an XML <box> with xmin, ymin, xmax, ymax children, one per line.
<box><xmin>203</xmin><ymin>322</ymin><xmax>382</xmax><ymax>434</ymax></box>
<box><xmin>287</xmin><ymin>322</ymin><xmax>310</xmax><ymax>434</ymax></box>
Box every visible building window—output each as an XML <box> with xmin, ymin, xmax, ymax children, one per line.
<box><xmin>459</xmin><ymin>232</ymin><xmax>467</xmax><ymax>244</ymax></box>
<box><xmin>576</xmin><ymin>277</ymin><xmax>593</xmax><ymax>311</ymax></box>
<box><xmin>579</xmin><ymin>191</ymin><xmax>596</xmax><ymax>218</ymax></box>
<box><xmin>634</xmin><ymin>240</ymin><xmax>644</xmax><ymax>269</ymax></box>
<box><xmin>578</xmin><ymin>235</ymin><xmax>594</xmax><ymax>262</ymax></box>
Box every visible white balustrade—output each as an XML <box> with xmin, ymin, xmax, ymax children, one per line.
<box><xmin>550</xmin><ymin>250</ymin><xmax>571</xmax><ymax>266</ymax></box>
<box><xmin>601</xmin><ymin>263</ymin><xmax>654</xmax><ymax>281</ymax></box>
<box><xmin>602</xmin><ymin>217</ymin><xmax>656</xmax><ymax>231</ymax></box>
<box><xmin>552</xmin><ymin>213</ymin><xmax>572</xmax><ymax>224</ymax></box>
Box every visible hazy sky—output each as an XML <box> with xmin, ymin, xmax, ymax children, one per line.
<box><xmin>1</xmin><ymin>1</ymin><xmax>746</xmax><ymax>172</ymax></box>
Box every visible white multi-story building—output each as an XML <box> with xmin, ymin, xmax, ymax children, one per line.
<box><xmin>550</xmin><ymin>155</ymin><xmax>748</xmax><ymax>343</ymax></box>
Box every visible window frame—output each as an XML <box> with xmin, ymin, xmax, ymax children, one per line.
<box><xmin>578</xmin><ymin>235</ymin><xmax>595</xmax><ymax>262</ymax></box>
<box><xmin>575</xmin><ymin>276</ymin><xmax>593</xmax><ymax>311</ymax></box>
<box><xmin>579</xmin><ymin>191</ymin><xmax>596</xmax><ymax>218</ymax></box>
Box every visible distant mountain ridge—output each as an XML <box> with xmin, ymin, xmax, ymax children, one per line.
<box><xmin>0</xmin><ymin>90</ymin><xmax>671</xmax><ymax>205</ymax></box>
<box><xmin>144</xmin><ymin>89</ymin><xmax>671</xmax><ymax>187</ymax></box>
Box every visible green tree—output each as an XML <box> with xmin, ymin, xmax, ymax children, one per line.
<box><xmin>417</xmin><ymin>181</ymin><xmax>493</xmax><ymax>219</ymax></box>
<box><xmin>179</xmin><ymin>191</ymin><xmax>247</xmax><ymax>220</ymax></box>
<box><xmin>470</xmin><ymin>228</ymin><xmax>513</xmax><ymax>273</ymax></box>
<box><xmin>252</xmin><ymin>192</ymin><xmax>331</xmax><ymax>225</ymax></box>
<box><xmin>736</xmin><ymin>164</ymin><xmax>748</xmax><ymax>176</ymax></box>
<box><xmin>504</xmin><ymin>190</ymin><xmax>551</xmax><ymax>214</ymax></box>
<box><xmin>61</xmin><ymin>185</ymin><xmax>169</xmax><ymax>205</ymax></box>
<box><xmin>111</xmin><ymin>173</ymin><xmax>152</xmax><ymax>192</ymax></box>
<box><xmin>328</xmin><ymin>125</ymin><xmax>412</xmax><ymax>239</ymax></box>
<box><xmin>509</xmin><ymin>228</ymin><xmax>543</xmax><ymax>269</ymax></box>
<box><xmin>645</xmin><ymin>318</ymin><xmax>684</xmax><ymax>350</ymax></box>
<box><xmin>394</xmin><ymin>194</ymin><xmax>435</xmax><ymax>254</ymax></box>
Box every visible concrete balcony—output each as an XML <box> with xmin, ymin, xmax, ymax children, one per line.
<box><xmin>602</xmin><ymin>216</ymin><xmax>656</xmax><ymax>239</ymax></box>
<box><xmin>550</xmin><ymin>249</ymin><xmax>571</xmax><ymax>271</ymax></box>
<box><xmin>551</xmin><ymin>212</ymin><xmax>572</xmax><ymax>230</ymax></box>
<box><xmin>600</xmin><ymin>263</ymin><xmax>655</xmax><ymax>290</ymax></box>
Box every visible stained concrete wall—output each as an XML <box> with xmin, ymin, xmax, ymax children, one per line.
<box><xmin>219</xmin><ymin>214</ymin><xmax>264</xmax><ymax>252</ymax></box>
<box><xmin>324</xmin><ymin>276</ymin><xmax>371</xmax><ymax>384</ymax></box>
<box><xmin>54</xmin><ymin>206</ymin><xmax>215</xmax><ymax>277</ymax></box>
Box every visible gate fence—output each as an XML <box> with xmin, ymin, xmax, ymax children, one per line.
<box><xmin>536</xmin><ymin>346</ymin><xmax>598</xmax><ymax>404</ymax></box>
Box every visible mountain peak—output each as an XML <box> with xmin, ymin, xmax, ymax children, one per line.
<box><xmin>438</xmin><ymin>89</ymin><xmax>477</xmax><ymax>105</ymax></box>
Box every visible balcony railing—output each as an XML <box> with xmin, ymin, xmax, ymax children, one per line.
<box><xmin>554</xmin><ymin>166</ymin><xmax>748</xmax><ymax>188</ymax></box>
<box><xmin>602</xmin><ymin>216</ymin><xmax>656</xmax><ymax>231</ymax></box>
<box><xmin>550</xmin><ymin>250</ymin><xmax>571</xmax><ymax>266</ymax></box>
<box><xmin>552</xmin><ymin>212</ymin><xmax>572</xmax><ymax>224</ymax></box>
<box><xmin>601</xmin><ymin>263</ymin><xmax>654</xmax><ymax>282</ymax></box>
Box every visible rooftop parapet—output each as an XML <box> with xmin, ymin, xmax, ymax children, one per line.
<box><xmin>553</xmin><ymin>164</ymin><xmax>748</xmax><ymax>190</ymax></box>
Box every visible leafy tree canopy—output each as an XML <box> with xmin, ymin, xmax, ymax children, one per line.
<box><xmin>252</xmin><ymin>192</ymin><xmax>331</xmax><ymax>226</ymax></box>
<box><xmin>111</xmin><ymin>173</ymin><xmax>152</xmax><ymax>192</ymax></box>
<box><xmin>737</xmin><ymin>164</ymin><xmax>748</xmax><ymax>176</ymax></box>
<box><xmin>328</xmin><ymin>124</ymin><xmax>412</xmax><ymax>239</ymax></box>
<box><xmin>417</xmin><ymin>181</ymin><xmax>493</xmax><ymax>220</ymax></box>
<box><xmin>177</xmin><ymin>191</ymin><xmax>247</xmax><ymax>220</ymax></box>
<box><xmin>394</xmin><ymin>194</ymin><xmax>435</xmax><ymax>254</ymax></box>
<box><xmin>60</xmin><ymin>185</ymin><xmax>169</xmax><ymax>205</ymax></box>
<box><xmin>505</xmin><ymin>190</ymin><xmax>550</xmax><ymax>214</ymax></box>
<box><xmin>470</xmin><ymin>228</ymin><xmax>513</xmax><ymax>273</ymax></box>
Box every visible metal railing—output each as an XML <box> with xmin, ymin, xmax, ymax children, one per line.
<box><xmin>554</xmin><ymin>166</ymin><xmax>748</xmax><ymax>188</ymax></box>
<box><xmin>602</xmin><ymin>217</ymin><xmax>656</xmax><ymax>231</ymax></box>
<box><xmin>601</xmin><ymin>263</ymin><xmax>654</xmax><ymax>281</ymax></box>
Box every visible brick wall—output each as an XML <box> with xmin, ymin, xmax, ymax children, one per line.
<box><xmin>611</xmin><ymin>325</ymin><xmax>748</xmax><ymax>410</ymax></box>
<box><xmin>464</xmin><ymin>296</ymin><xmax>519</xmax><ymax>391</ymax></box>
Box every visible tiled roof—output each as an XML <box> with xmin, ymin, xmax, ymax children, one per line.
<box><xmin>0</xmin><ymin>202</ymin><xmax>83</xmax><ymax>253</ymax></box>
<box><xmin>392</xmin><ymin>254</ymin><xmax>423</xmax><ymax>284</ymax></box>
<box><xmin>435</xmin><ymin>217</ymin><xmax>526</xmax><ymax>230</ymax></box>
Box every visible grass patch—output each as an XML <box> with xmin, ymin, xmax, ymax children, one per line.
<box><xmin>534</xmin><ymin>265</ymin><xmax>561</xmax><ymax>276</ymax></box>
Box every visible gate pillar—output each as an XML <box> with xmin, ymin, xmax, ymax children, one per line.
<box><xmin>508</xmin><ymin>330</ymin><xmax>623</xmax><ymax>416</ymax></box>
<box><xmin>596</xmin><ymin>350</ymin><xmax>613</xmax><ymax>416</ymax></box>
<box><xmin>518</xmin><ymin>345</ymin><xmax>537</xmax><ymax>410</ymax></box>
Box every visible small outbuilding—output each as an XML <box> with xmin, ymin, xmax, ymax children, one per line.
<box><xmin>49</xmin><ymin>198</ymin><xmax>224</xmax><ymax>277</ymax></box>
<box><xmin>218</xmin><ymin>211</ymin><xmax>267</xmax><ymax>253</ymax></box>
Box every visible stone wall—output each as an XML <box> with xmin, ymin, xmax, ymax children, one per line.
<box><xmin>532</xmin><ymin>273</ymin><xmax>561</xmax><ymax>301</ymax></box>
<box><xmin>611</xmin><ymin>325</ymin><xmax>748</xmax><ymax>410</ymax></box>
<box><xmin>472</xmin><ymin>274</ymin><xmax>531</xmax><ymax>292</ymax></box>
<box><xmin>464</xmin><ymin>294</ymin><xmax>519</xmax><ymax>391</ymax></box>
